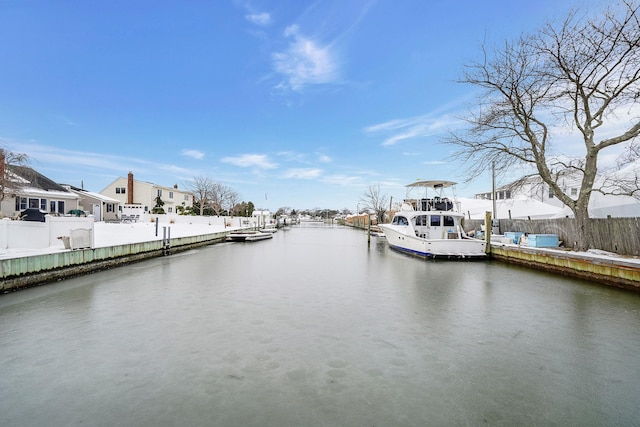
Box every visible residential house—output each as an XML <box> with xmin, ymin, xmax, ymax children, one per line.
<box><xmin>474</xmin><ymin>172</ymin><xmax>640</xmax><ymax>218</ymax></box>
<box><xmin>64</xmin><ymin>185</ymin><xmax>120</xmax><ymax>221</ymax></box>
<box><xmin>474</xmin><ymin>174</ymin><xmax>574</xmax><ymax>207</ymax></box>
<box><xmin>101</xmin><ymin>172</ymin><xmax>193</xmax><ymax>215</ymax></box>
<box><xmin>1</xmin><ymin>164</ymin><xmax>80</xmax><ymax>218</ymax></box>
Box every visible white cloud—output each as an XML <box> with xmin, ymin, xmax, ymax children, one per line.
<box><xmin>9</xmin><ymin>141</ymin><xmax>203</xmax><ymax>188</ymax></box>
<box><xmin>13</xmin><ymin>142</ymin><xmax>141</xmax><ymax>172</ymax></box>
<box><xmin>365</xmin><ymin>112</ymin><xmax>463</xmax><ymax>146</ymax></box>
<box><xmin>246</xmin><ymin>12</ymin><xmax>271</xmax><ymax>26</ymax></box>
<box><xmin>317</xmin><ymin>154</ymin><xmax>331</xmax><ymax>163</ymax></box>
<box><xmin>320</xmin><ymin>174</ymin><xmax>361</xmax><ymax>186</ymax></box>
<box><xmin>277</xmin><ymin>151</ymin><xmax>307</xmax><ymax>163</ymax></box>
<box><xmin>364</xmin><ymin>118</ymin><xmax>419</xmax><ymax>133</ymax></box>
<box><xmin>221</xmin><ymin>153</ymin><xmax>278</xmax><ymax>169</ymax></box>
<box><xmin>282</xmin><ymin>168</ymin><xmax>322</xmax><ymax>179</ymax></box>
<box><xmin>381</xmin><ymin>127</ymin><xmax>428</xmax><ymax>146</ymax></box>
<box><xmin>423</xmin><ymin>160</ymin><xmax>447</xmax><ymax>165</ymax></box>
<box><xmin>272</xmin><ymin>25</ymin><xmax>339</xmax><ymax>91</ymax></box>
<box><xmin>181</xmin><ymin>149</ymin><xmax>205</xmax><ymax>160</ymax></box>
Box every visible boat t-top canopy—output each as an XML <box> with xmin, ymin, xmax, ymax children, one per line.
<box><xmin>406</xmin><ymin>180</ymin><xmax>457</xmax><ymax>189</ymax></box>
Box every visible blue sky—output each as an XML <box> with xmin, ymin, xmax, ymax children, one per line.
<box><xmin>0</xmin><ymin>0</ymin><xmax>611</xmax><ymax>212</ymax></box>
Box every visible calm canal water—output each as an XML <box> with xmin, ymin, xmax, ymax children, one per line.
<box><xmin>1</xmin><ymin>224</ymin><xmax>639</xmax><ymax>426</ymax></box>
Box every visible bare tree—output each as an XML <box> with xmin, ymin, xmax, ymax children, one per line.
<box><xmin>224</xmin><ymin>189</ymin><xmax>241</xmax><ymax>215</ymax></box>
<box><xmin>184</xmin><ymin>176</ymin><xmax>215</xmax><ymax>216</ymax></box>
<box><xmin>209</xmin><ymin>182</ymin><xmax>236</xmax><ymax>216</ymax></box>
<box><xmin>360</xmin><ymin>184</ymin><xmax>389</xmax><ymax>224</ymax></box>
<box><xmin>0</xmin><ymin>147</ymin><xmax>30</xmax><ymax>203</ymax></box>
<box><xmin>184</xmin><ymin>177</ymin><xmax>241</xmax><ymax>216</ymax></box>
<box><xmin>446</xmin><ymin>0</ymin><xmax>640</xmax><ymax>251</ymax></box>
<box><xmin>276</xmin><ymin>206</ymin><xmax>292</xmax><ymax>217</ymax></box>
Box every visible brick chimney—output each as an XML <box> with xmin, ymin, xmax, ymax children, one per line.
<box><xmin>127</xmin><ymin>172</ymin><xmax>134</xmax><ymax>204</ymax></box>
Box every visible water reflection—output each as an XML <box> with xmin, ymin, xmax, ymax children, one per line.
<box><xmin>0</xmin><ymin>225</ymin><xmax>639</xmax><ymax>426</ymax></box>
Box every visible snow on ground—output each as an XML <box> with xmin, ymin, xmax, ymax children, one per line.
<box><xmin>93</xmin><ymin>222</ymin><xmax>230</xmax><ymax>247</ymax></box>
<box><xmin>0</xmin><ymin>222</ymin><xmax>236</xmax><ymax>260</ymax></box>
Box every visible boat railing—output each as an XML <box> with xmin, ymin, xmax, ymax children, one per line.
<box><xmin>407</xmin><ymin>198</ymin><xmax>454</xmax><ymax>211</ymax></box>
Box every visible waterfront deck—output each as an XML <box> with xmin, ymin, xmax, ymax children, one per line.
<box><xmin>490</xmin><ymin>242</ymin><xmax>640</xmax><ymax>292</ymax></box>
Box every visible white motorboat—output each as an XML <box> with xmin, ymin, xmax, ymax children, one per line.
<box><xmin>226</xmin><ymin>230</ymin><xmax>274</xmax><ymax>242</ymax></box>
<box><xmin>378</xmin><ymin>180</ymin><xmax>487</xmax><ymax>259</ymax></box>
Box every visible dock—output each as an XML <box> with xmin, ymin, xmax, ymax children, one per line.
<box><xmin>490</xmin><ymin>243</ymin><xmax>640</xmax><ymax>292</ymax></box>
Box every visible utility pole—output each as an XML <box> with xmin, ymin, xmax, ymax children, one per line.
<box><xmin>492</xmin><ymin>161</ymin><xmax>497</xmax><ymax>219</ymax></box>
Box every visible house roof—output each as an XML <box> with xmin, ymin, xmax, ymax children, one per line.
<box><xmin>101</xmin><ymin>176</ymin><xmax>190</xmax><ymax>194</ymax></box>
<box><xmin>459</xmin><ymin>197</ymin><xmax>563</xmax><ymax>220</ymax></box>
<box><xmin>8</xmin><ymin>165</ymin><xmax>69</xmax><ymax>193</ymax></box>
<box><xmin>65</xmin><ymin>185</ymin><xmax>120</xmax><ymax>203</ymax></box>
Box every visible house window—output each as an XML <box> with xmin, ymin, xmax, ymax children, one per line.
<box><xmin>167</xmin><ymin>207</ymin><xmax>173</xmax><ymax>213</ymax></box>
<box><xmin>184</xmin><ymin>194</ymin><xmax>190</xmax><ymax>201</ymax></box>
<box><xmin>115</xmin><ymin>187</ymin><xmax>126</xmax><ymax>194</ymax></box>
<box><xmin>548</xmin><ymin>188</ymin><xmax>554</xmax><ymax>199</ymax></box>
<box><xmin>29</xmin><ymin>198</ymin><xmax>39</xmax><ymax>209</ymax></box>
<box><xmin>169</xmin><ymin>191</ymin><xmax>174</xmax><ymax>199</ymax></box>
<box><xmin>40</xmin><ymin>199</ymin><xmax>47</xmax><ymax>210</ymax></box>
<box><xmin>505</xmin><ymin>190</ymin><xmax>511</xmax><ymax>199</ymax></box>
<box><xmin>16</xmin><ymin>197</ymin><xmax>27</xmax><ymax>210</ymax></box>
<box><xmin>106</xmin><ymin>204</ymin><xmax>114</xmax><ymax>213</ymax></box>
<box><xmin>157</xmin><ymin>189</ymin><xmax>162</xmax><ymax>197</ymax></box>
<box><xmin>571</xmin><ymin>188</ymin><xmax>577</xmax><ymax>196</ymax></box>
<box><xmin>430</xmin><ymin>215</ymin><xmax>441</xmax><ymax>227</ymax></box>
<box><xmin>48</xmin><ymin>200</ymin><xmax>65</xmax><ymax>214</ymax></box>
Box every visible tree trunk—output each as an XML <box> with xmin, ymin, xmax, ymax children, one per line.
<box><xmin>573</xmin><ymin>209</ymin><xmax>592</xmax><ymax>251</ymax></box>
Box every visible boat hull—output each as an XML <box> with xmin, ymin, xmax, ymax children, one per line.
<box><xmin>379</xmin><ymin>224</ymin><xmax>486</xmax><ymax>259</ymax></box>
<box><xmin>226</xmin><ymin>231</ymin><xmax>273</xmax><ymax>242</ymax></box>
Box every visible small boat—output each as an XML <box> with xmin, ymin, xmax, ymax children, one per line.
<box><xmin>378</xmin><ymin>180</ymin><xmax>487</xmax><ymax>259</ymax></box>
<box><xmin>369</xmin><ymin>225</ymin><xmax>386</xmax><ymax>237</ymax></box>
<box><xmin>226</xmin><ymin>230</ymin><xmax>274</xmax><ymax>242</ymax></box>
<box><xmin>260</xmin><ymin>224</ymin><xmax>278</xmax><ymax>234</ymax></box>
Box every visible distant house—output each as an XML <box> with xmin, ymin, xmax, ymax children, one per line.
<box><xmin>474</xmin><ymin>172</ymin><xmax>640</xmax><ymax>218</ymax></box>
<box><xmin>64</xmin><ymin>185</ymin><xmax>120</xmax><ymax>221</ymax></box>
<box><xmin>474</xmin><ymin>174</ymin><xmax>576</xmax><ymax>207</ymax></box>
<box><xmin>100</xmin><ymin>172</ymin><xmax>193</xmax><ymax>215</ymax></box>
<box><xmin>1</xmin><ymin>164</ymin><xmax>80</xmax><ymax>218</ymax></box>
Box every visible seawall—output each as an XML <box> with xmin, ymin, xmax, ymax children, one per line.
<box><xmin>490</xmin><ymin>244</ymin><xmax>640</xmax><ymax>292</ymax></box>
<box><xmin>0</xmin><ymin>231</ymin><xmax>227</xmax><ymax>292</ymax></box>
<box><xmin>3</xmin><ymin>229</ymin><xmax>639</xmax><ymax>293</ymax></box>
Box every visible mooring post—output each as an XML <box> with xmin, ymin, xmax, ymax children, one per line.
<box><xmin>162</xmin><ymin>226</ymin><xmax>167</xmax><ymax>255</ymax></box>
<box><xmin>166</xmin><ymin>226</ymin><xmax>171</xmax><ymax>255</ymax></box>
<box><xmin>484</xmin><ymin>211</ymin><xmax>492</xmax><ymax>254</ymax></box>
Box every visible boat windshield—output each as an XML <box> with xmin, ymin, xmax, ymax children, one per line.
<box><xmin>392</xmin><ymin>216</ymin><xmax>409</xmax><ymax>226</ymax></box>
